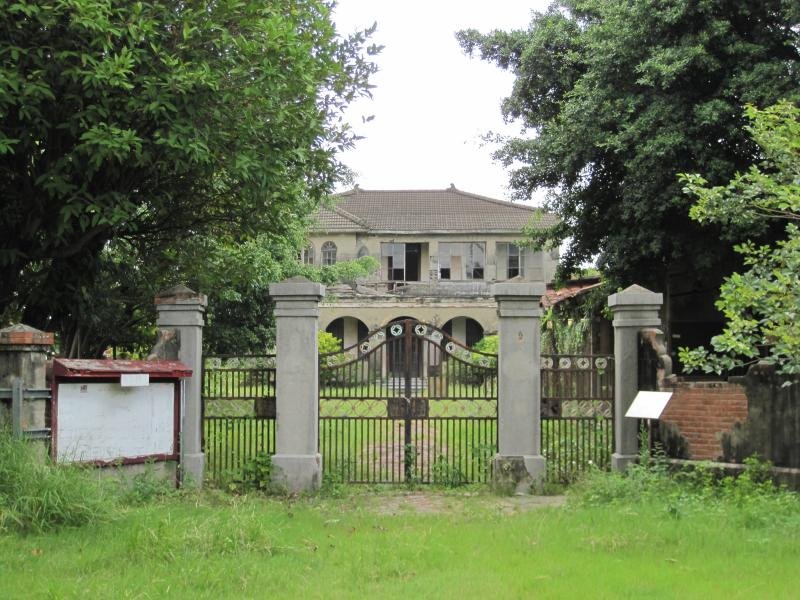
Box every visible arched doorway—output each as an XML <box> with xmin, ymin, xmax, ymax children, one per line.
<box><xmin>442</xmin><ymin>317</ymin><xmax>484</xmax><ymax>347</ymax></box>
<box><xmin>325</xmin><ymin>317</ymin><xmax>368</xmax><ymax>349</ymax></box>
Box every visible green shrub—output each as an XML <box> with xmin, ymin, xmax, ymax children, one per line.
<box><xmin>120</xmin><ymin>461</ymin><xmax>175</xmax><ymax>505</ymax></box>
<box><xmin>0</xmin><ymin>431</ymin><xmax>113</xmax><ymax>533</ymax></box>
<box><xmin>240</xmin><ymin>451</ymin><xmax>273</xmax><ymax>493</ymax></box>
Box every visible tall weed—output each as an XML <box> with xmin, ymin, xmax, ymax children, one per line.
<box><xmin>0</xmin><ymin>431</ymin><xmax>113</xmax><ymax>533</ymax></box>
<box><xmin>570</xmin><ymin>448</ymin><xmax>800</xmax><ymax>530</ymax></box>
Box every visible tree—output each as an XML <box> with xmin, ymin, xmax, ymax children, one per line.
<box><xmin>679</xmin><ymin>101</ymin><xmax>800</xmax><ymax>376</ymax></box>
<box><xmin>458</xmin><ymin>1</ymin><xmax>799</xmax><ymax>295</ymax></box>
<box><xmin>0</xmin><ymin>0</ymin><xmax>378</xmax><ymax>347</ymax></box>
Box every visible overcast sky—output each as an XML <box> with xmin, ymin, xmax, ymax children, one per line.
<box><xmin>332</xmin><ymin>1</ymin><xmax>551</xmax><ymax>204</ymax></box>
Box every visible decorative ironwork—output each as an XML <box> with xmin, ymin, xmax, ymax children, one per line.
<box><xmin>201</xmin><ymin>355</ymin><xmax>276</xmax><ymax>484</ymax></box>
<box><xmin>541</xmin><ymin>353</ymin><xmax>614</xmax><ymax>481</ymax></box>
<box><xmin>319</xmin><ymin>318</ymin><xmax>498</xmax><ymax>484</ymax></box>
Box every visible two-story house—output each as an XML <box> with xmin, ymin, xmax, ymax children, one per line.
<box><xmin>306</xmin><ymin>185</ymin><xmax>559</xmax><ymax>350</ymax></box>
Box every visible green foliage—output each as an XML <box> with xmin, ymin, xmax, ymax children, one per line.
<box><xmin>318</xmin><ymin>330</ymin><xmax>343</xmax><ymax>355</ymax></box>
<box><xmin>679</xmin><ymin>102</ymin><xmax>800</xmax><ymax>375</ymax></box>
<box><xmin>459</xmin><ymin>1</ymin><xmax>799</xmax><ymax>290</ymax></box>
<box><xmin>431</xmin><ymin>456</ymin><xmax>466</xmax><ymax>488</ymax></box>
<box><xmin>120</xmin><ymin>461</ymin><xmax>175</xmax><ymax>506</ymax></box>
<box><xmin>572</xmin><ymin>452</ymin><xmax>799</xmax><ymax>530</ymax></box>
<box><xmin>240</xmin><ymin>452</ymin><xmax>273</xmax><ymax>493</ymax></box>
<box><xmin>0</xmin><ymin>431</ymin><xmax>112</xmax><ymax>533</ymax></box>
<box><xmin>297</xmin><ymin>256</ymin><xmax>380</xmax><ymax>286</ymax></box>
<box><xmin>0</xmin><ymin>0</ymin><xmax>378</xmax><ymax>352</ymax></box>
<box><xmin>541</xmin><ymin>308</ymin><xmax>590</xmax><ymax>354</ymax></box>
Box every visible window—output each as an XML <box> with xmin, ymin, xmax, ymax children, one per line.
<box><xmin>437</xmin><ymin>242</ymin><xmax>485</xmax><ymax>280</ymax></box>
<box><xmin>497</xmin><ymin>242</ymin><xmax>525</xmax><ymax>280</ymax></box>
<box><xmin>465</xmin><ymin>242</ymin><xmax>485</xmax><ymax>280</ymax></box>
<box><xmin>508</xmin><ymin>243</ymin><xmax>521</xmax><ymax>278</ymax></box>
<box><xmin>302</xmin><ymin>244</ymin><xmax>315</xmax><ymax>265</ymax></box>
<box><xmin>381</xmin><ymin>242</ymin><xmax>405</xmax><ymax>281</ymax></box>
<box><xmin>321</xmin><ymin>241</ymin><xmax>337</xmax><ymax>265</ymax></box>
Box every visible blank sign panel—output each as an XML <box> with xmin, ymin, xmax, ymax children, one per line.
<box><xmin>56</xmin><ymin>382</ymin><xmax>175</xmax><ymax>463</ymax></box>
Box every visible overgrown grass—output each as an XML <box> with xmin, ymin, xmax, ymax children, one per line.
<box><xmin>1</xmin><ymin>478</ymin><xmax>799</xmax><ymax>598</ymax></box>
<box><xmin>0</xmin><ymin>432</ymin><xmax>113</xmax><ymax>533</ymax></box>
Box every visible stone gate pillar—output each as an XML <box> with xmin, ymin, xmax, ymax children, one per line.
<box><xmin>269</xmin><ymin>277</ymin><xmax>325</xmax><ymax>492</ymax></box>
<box><xmin>0</xmin><ymin>324</ymin><xmax>54</xmax><ymax>435</ymax></box>
<box><xmin>154</xmin><ymin>286</ymin><xmax>207</xmax><ymax>486</ymax></box>
<box><xmin>608</xmin><ymin>284</ymin><xmax>663</xmax><ymax>470</ymax></box>
<box><xmin>492</xmin><ymin>281</ymin><xmax>546</xmax><ymax>492</ymax></box>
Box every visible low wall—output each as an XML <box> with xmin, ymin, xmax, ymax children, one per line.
<box><xmin>659</xmin><ymin>380</ymin><xmax>748</xmax><ymax>461</ymax></box>
<box><xmin>657</xmin><ymin>364</ymin><xmax>799</xmax><ymax>468</ymax></box>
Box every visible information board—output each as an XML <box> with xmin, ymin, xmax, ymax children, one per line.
<box><xmin>56</xmin><ymin>382</ymin><xmax>175</xmax><ymax>463</ymax></box>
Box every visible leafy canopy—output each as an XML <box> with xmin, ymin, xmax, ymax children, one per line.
<box><xmin>458</xmin><ymin>0</ymin><xmax>799</xmax><ymax>287</ymax></box>
<box><xmin>679</xmin><ymin>101</ymin><xmax>800</xmax><ymax>376</ymax></box>
<box><xmin>0</xmin><ymin>0</ymin><xmax>378</xmax><ymax>351</ymax></box>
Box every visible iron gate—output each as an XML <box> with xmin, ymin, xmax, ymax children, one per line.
<box><xmin>541</xmin><ymin>354</ymin><xmax>614</xmax><ymax>483</ymax></box>
<box><xmin>319</xmin><ymin>319</ymin><xmax>498</xmax><ymax>484</ymax></box>
<box><xmin>202</xmin><ymin>355</ymin><xmax>276</xmax><ymax>483</ymax></box>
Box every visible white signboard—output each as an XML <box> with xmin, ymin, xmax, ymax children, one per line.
<box><xmin>625</xmin><ymin>391</ymin><xmax>673</xmax><ymax>420</ymax></box>
<box><xmin>56</xmin><ymin>382</ymin><xmax>175</xmax><ymax>463</ymax></box>
<box><xmin>120</xmin><ymin>373</ymin><xmax>149</xmax><ymax>387</ymax></box>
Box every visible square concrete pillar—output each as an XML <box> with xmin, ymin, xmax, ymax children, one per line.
<box><xmin>154</xmin><ymin>286</ymin><xmax>207</xmax><ymax>486</ymax></box>
<box><xmin>0</xmin><ymin>324</ymin><xmax>54</xmax><ymax>436</ymax></box>
<box><xmin>608</xmin><ymin>284</ymin><xmax>663</xmax><ymax>470</ymax></box>
<box><xmin>492</xmin><ymin>281</ymin><xmax>547</xmax><ymax>492</ymax></box>
<box><xmin>269</xmin><ymin>277</ymin><xmax>325</xmax><ymax>493</ymax></box>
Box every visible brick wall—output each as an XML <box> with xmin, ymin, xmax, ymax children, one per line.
<box><xmin>660</xmin><ymin>381</ymin><xmax>749</xmax><ymax>460</ymax></box>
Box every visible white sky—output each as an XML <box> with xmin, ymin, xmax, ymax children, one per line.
<box><xmin>332</xmin><ymin>1</ymin><xmax>550</xmax><ymax>205</ymax></box>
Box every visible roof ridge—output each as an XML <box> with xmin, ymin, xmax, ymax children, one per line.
<box><xmin>336</xmin><ymin>187</ymin><xmax>547</xmax><ymax>215</ymax></box>
<box><xmin>331</xmin><ymin>205</ymin><xmax>370</xmax><ymax>229</ymax></box>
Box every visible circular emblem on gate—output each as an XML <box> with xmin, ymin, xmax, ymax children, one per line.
<box><xmin>542</xmin><ymin>357</ymin><xmax>554</xmax><ymax>369</ymax></box>
<box><xmin>326</xmin><ymin>356</ymin><xmax>336</xmax><ymax>366</ymax></box>
<box><xmin>431</xmin><ymin>331</ymin><xmax>443</xmax><ymax>343</ymax></box>
<box><xmin>576</xmin><ymin>357</ymin><xmax>591</xmax><ymax>369</ymax></box>
<box><xmin>478</xmin><ymin>357</ymin><xmax>490</xmax><ymax>367</ymax></box>
<box><xmin>390</xmin><ymin>323</ymin><xmax>403</xmax><ymax>336</ymax></box>
<box><xmin>445</xmin><ymin>341</ymin><xmax>456</xmax><ymax>354</ymax></box>
<box><xmin>558</xmin><ymin>357</ymin><xmax>572</xmax><ymax>369</ymax></box>
<box><xmin>595</xmin><ymin>357</ymin><xmax>608</xmax><ymax>369</ymax></box>
<box><xmin>414</xmin><ymin>324</ymin><xmax>427</xmax><ymax>336</ymax></box>
<box><xmin>373</xmin><ymin>331</ymin><xmax>386</xmax><ymax>343</ymax></box>
<box><xmin>360</xmin><ymin>341</ymin><xmax>371</xmax><ymax>353</ymax></box>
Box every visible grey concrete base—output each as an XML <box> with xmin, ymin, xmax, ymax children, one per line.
<box><xmin>96</xmin><ymin>461</ymin><xmax>178</xmax><ymax>487</ymax></box>
<box><xmin>611</xmin><ymin>453</ymin><xmax>638</xmax><ymax>471</ymax></box>
<box><xmin>271</xmin><ymin>453</ymin><xmax>322</xmax><ymax>493</ymax></box>
<box><xmin>180</xmin><ymin>452</ymin><xmax>205</xmax><ymax>488</ymax></box>
<box><xmin>492</xmin><ymin>454</ymin><xmax>547</xmax><ymax>495</ymax></box>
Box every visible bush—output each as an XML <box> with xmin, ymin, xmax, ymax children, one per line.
<box><xmin>569</xmin><ymin>450</ymin><xmax>800</xmax><ymax>530</ymax></box>
<box><xmin>0</xmin><ymin>431</ymin><xmax>113</xmax><ymax>533</ymax></box>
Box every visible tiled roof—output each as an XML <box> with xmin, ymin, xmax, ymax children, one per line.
<box><xmin>312</xmin><ymin>206</ymin><xmax>369</xmax><ymax>232</ymax></box>
<box><xmin>310</xmin><ymin>186</ymin><xmax>557</xmax><ymax>233</ymax></box>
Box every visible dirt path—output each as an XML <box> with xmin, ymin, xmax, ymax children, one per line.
<box><xmin>368</xmin><ymin>490</ymin><xmax>566</xmax><ymax>515</ymax></box>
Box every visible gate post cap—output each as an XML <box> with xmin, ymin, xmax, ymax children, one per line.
<box><xmin>0</xmin><ymin>324</ymin><xmax>54</xmax><ymax>347</ymax></box>
<box><xmin>270</xmin><ymin>277</ymin><xmax>325</xmax><ymax>299</ymax></box>
<box><xmin>492</xmin><ymin>281</ymin><xmax>546</xmax><ymax>299</ymax></box>
<box><xmin>155</xmin><ymin>285</ymin><xmax>208</xmax><ymax>307</ymax></box>
<box><xmin>608</xmin><ymin>284</ymin><xmax>662</xmax><ymax>309</ymax></box>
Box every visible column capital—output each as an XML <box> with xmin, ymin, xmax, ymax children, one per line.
<box><xmin>155</xmin><ymin>285</ymin><xmax>208</xmax><ymax>309</ymax></box>
<box><xmin>269</xmin><ymin>277</ymin><xmax>325</xmax><ymax>301</ymax></box>
<box><xmin>0</xmin><ymin>324</ymin><xmax>54</xmax><ymax>351</ymax></box>
<box><xmin>155</xmin><ymin>286</ymin><xmax>207</xmax><ymax>327</ymax></box>
<box><xmin>492</xmin><ymin>280</ymin><xmax>546</xmax><ymax>300</ymax></box>
<box><xmin>608</xmin><ymin>284</ymin><xmax>662</xmax><ymax>328</ymax></box>
<box><xmin>493</xmin><ymin>281</ymin><xmax>545</xmax><ymax>318</ymax></box>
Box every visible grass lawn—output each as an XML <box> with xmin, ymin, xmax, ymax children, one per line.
<box><xmin>1</xmin><ymin>487</ymin><xmax>798</xmax><ymax>599</ymax></box>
